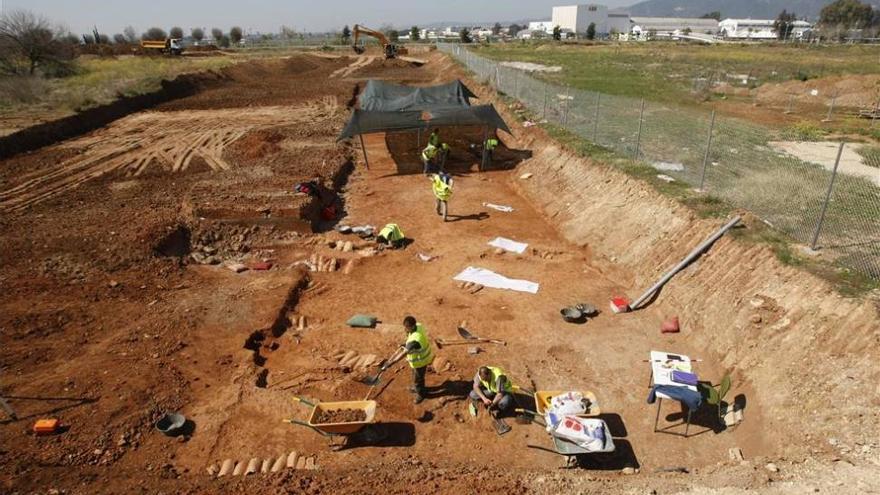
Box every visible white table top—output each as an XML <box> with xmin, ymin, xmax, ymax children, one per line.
<box><xmin>650</xmin><ymin>350</ymin><xmax>697</xmax><ymax>392</ymax></box>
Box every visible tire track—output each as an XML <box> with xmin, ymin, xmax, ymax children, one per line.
<box><xmin>1</xmin><ymin>100</ymin><xmax>340</xmax><ymax>212</ymax></box>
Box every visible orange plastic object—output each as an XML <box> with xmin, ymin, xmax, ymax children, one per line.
<box><xmin>33</xmin><ymin>419</ymin><xmax>60</xmax><ymax>435</ymax></box>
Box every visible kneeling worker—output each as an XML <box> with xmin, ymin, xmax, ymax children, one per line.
<box><xmin>384</xmin><ymin>316</ymin><xmax>434</xmax><ymax>404</ymax></box>
<box><xmin>470</xmin><ymin>365</ymin><xmax>515</xmax><ymax>414</ymax></box>
<box><xmin>376</xmin><ymin>223</ymin><xmax>405</xmax><ymax>249</ymax></box>
<box><xmin>430</xmin><ymin>172</ymin><xmax>453</xmax><ymax>221</ymax></box>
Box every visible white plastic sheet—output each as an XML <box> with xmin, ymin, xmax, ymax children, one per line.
<box><xmin>453</xmin><ymin>266</ymin><xmax>539</xmax><ymax>294</ymax></box>
<box><xmin>488</xmin><ymin>237</ymin><xmax>528</xmax><ymax>254</ymax></box>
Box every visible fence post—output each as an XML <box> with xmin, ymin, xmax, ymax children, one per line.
<box><xmin>698</xmin><ymin>110</ymin><xmax>717</xmax><ymax>191</ymax></box>
<box><xmin>514</xmin><ymin>70</ymin><xmax>519</xmax><ymax>99</ymax></box>
<box><xmin>634</xmin><ymin>98</ymin><xmax>645</xmax><ymax>159</ymax></box>
<box><xmin>784</xmin><ymin>95</ymin><xmax>794</xmax><ymax>115</ymax></box>
<box><xmin>495</xmin><ymin>66</ymin><xmax>500</xmax><ymax>89</ymax></box>
<box><xmin>872</xmin><ymin>100</ymin><xmax>879</xmax><ymax>128</ymax></box>
<box><xmin>562</xmin><ymin>86</ymin><xmax>571</xmax><ymax>126</ymax></box>
<box><xmin>592</xmin><ymin>93</ymin><xmax>601</xmax><ymax>142</ymax></box>
<box><xmin>542</xmin><ymin>84</ymin><xmax>548</xmax><ymax>121</ymax></box>
<box><xmin>822</xmin><ymin>94</ymin><xmax>836</xmax><ymax>122</ymax></box>
<box><xmin>810</xmin><ymin>142</ymin><xmax>845</xmax><ymax>250</ymax></box>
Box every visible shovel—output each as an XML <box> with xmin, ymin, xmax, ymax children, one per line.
<box><xmin>469</xmin><ymin>399</ymin><xmax>512</xmax><ymax>436</ymax></box>
<box><xmin>457</xmin><ymin>327</ymin><xmax>506</xmax><ymax>344</ymax></box>
<box><xmin>360</xmin><ymin>348</ymin><xmax>401</xmax><ymax>386</ymax></box>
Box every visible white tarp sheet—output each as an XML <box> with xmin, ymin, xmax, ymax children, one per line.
<box><xmin>453</xmin><ymin>266</ymin><xmax>539</xmax><ymax>294</ymax></box>
<box><xmin>488</xmin><ymin>237</ymin><xmax>528</xmax><ymax>254</ymax></box>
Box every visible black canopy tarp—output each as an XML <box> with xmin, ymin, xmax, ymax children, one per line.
<box><xmin>338</xmin><ymin>105</ymin><xmax>511</xmax><ymax>141</ymax></box>
<box><xmin>359</xmin><ymin>80</ymin><xmax>476</xmax><ymax>111</ymax></box>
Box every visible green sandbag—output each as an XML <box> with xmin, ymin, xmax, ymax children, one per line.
<box><xmin>346</xmin><ymin>314</ymin><xmax>377</xmax><ymax>328</ymax></box>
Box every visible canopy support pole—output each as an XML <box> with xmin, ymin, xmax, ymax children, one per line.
<box><xmin>480</xmin><ymin>126</ymin><xmax>489</xmax><ymax>172</ymax></box>
<box><xmin>358</xmin><ymin>134</ymin><xmax>370</xmax><ymax>170</ymax></box>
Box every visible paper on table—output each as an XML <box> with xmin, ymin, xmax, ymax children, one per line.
<box><xmin>482</xmin><ymin>202</ymin><xmax>514</xmax><ymax>212</ymax></box>
<box><xmin>488</xmin><ymin>237</ymin><xmax>528</xmax><ymax>254</ymax></box>
<box><xmin>453</xmin><ymin>266</ymin><xmax>539</xmax><ymax>294</ymax></box>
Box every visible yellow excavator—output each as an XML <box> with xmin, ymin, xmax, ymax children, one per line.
<box><xmin>352</xmin><ymin>24</ymin><xmax>408</xmax><ymax>59</ymax></box>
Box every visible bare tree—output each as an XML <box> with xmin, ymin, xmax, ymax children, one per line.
<box><xmin>113</xmin><ymin>33</ymin><xmax>127</xmax><ymax>44</ymax></box>
<box><xmin>0</xmin><ymin>10</ymin><xmax>76</xmax><ymax>76</ymax></box>
<box><xmin>211</xmin><ymin>27</ymin><xmax>223</xmax><ymax>42</ymax></box>
<box><xmin>191</xmin><ymin>27</ymin><xmax>204</xmax><ymax>42</ymax></box>
<box><xmin>123</xmin><ymin>25</ymin><xmax>137</xmax><ymax>43</ymax></box>
<box><xmin>169</xmin><ymin>26</ymin><xmax>183</xmax><ymax>39</ymax></box>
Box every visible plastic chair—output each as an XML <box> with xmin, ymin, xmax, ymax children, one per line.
<box><xmin>699</xmin><ymin>374</ymin><xmax>732</xmax><ymax>423</ymax></box>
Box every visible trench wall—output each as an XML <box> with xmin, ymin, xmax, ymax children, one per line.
<box><xmin>512</xmin><ymin>138</ymin><xmax>879</xmax><ymax>457</ymax></box>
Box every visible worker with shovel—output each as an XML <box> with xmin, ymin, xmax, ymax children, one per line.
<box><xmin>383</xmin><ymin>316</ymin><xmax>434</xmax><ymax>404</ymax></box>
<box><xmin>430</xmin><ymin>172</ymin><xmax>453</xmax><ymax>221</ymax></box>
<box><xmin>470</xmin><ymin>366</ymin><xmax>515</xmax><ymax>415</ymax></box>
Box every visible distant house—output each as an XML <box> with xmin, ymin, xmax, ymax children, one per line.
<box><xmin>630</xmin><ymin>17</ymin><xmax>719</xmax><ymax>38</ymax></box>
<box><xmin>718</xmin><ymin>18</ymin><xmax>812</xmax><ymax>40</ymax></box>
<box><xmin>528</xmin><ymin>21</ymin><xmax>555</xmax><ymax>34</ymax></box>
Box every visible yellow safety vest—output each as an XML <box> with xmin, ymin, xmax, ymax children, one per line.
<box><xmin>421</xmin><ymin>145</ymin><xmax>438</xmax><ymax>161</ymax></box>
<box><xmin>431</xmin><ymin>174</ymin><xmax>452</xmax><ymax>201</ymax></box>
<box><xmin>428</xmin><ymin>132</ymin><xmax>440</xmax><ymax>147</ymax></box>
<box><xmin>406</xmin><ymin>324</ymin><xmax>433</xmax><ymax>369</ymax></box>
<box><xmin>485</xmin><ymin>138</ymin><xmax>499</xmax><ymax>151</ymax></box>
<box><xmin>378</xmin><ymin>223</ymin><xmax>404</xmax><ymax>242</ymax></box>
<box><xmin>480</xmin><ymin>366</ymin><xmax>513</xmax><ymax>394</ymax></box>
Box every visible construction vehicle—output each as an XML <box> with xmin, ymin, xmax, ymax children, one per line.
<box><xmin>352</xmin><ymin>24</ymin><xmax>407</xmax><ymax>59</ymax></box>
<box><xmin>140</xmin><ymin>38</ymin><xmax>183</xmax><ymax>56</ymax></box>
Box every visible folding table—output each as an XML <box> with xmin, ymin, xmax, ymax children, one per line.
<box><xmin>649</xmin><ymin>350</ymin><xmax>697</xmax><ymax>437</ymax></box>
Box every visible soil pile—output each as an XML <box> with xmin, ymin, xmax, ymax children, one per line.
<box><xmin>230</xmin><ymin>129</ymin><xmax>284</xmax><ymax>159</ymax></box>
<box><xmin>314</xmin><ymin>408</ymin><xmax>366</xmax><ymax>424</ymax></box>
<box><xmin>757</xmin><ymin>74</ymin><xmax>880</xmax><ymax>108</ymax></box>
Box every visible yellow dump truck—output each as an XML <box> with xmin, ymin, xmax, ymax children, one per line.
<box><xmin>140</xmin><ymin>38</ymin><xmax>183</xmax><ymax>56</ymax></box>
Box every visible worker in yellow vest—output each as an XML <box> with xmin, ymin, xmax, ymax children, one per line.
<box><xmin>430</xmin><ymin>172</ymin><xmax>453</xmax><ymax>221</ymax></box>
<box><xmin>428</xmin><ymin>128</ymin><xmax>441</xmax><ymax>147</ymax></box>
<box><xmin>470</xmin><ymin>365</ymin><xmax>514</xmax><ymax>414</ymax></box>
<box><xmin>484</xmin><ymin>137</ymin><xmax>499</xmax><ymax>167</ymax></box>
<box><xmin>421</xmin><ymin>143</ymin><xmax>439</xmax><ymax>175</ymax></box>
<box><xmin>386</xmin><ymin>316</ymin><xmax>434</xmax><ymax>404</ymax></box>
<box><xmin>376</xmin><ymin>223</ymin><xmax>405</xmax><ymax>249</ymax></box>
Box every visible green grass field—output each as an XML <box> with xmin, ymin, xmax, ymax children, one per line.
<box><xmin>0</xmin><ymin>54</ymin><xmax>235</xmax><ymax>135</ymax></box>
<box><xmin>473</xmin><ymin>42</ymin><xmax>880</xmax><ymax>106</ymax></box>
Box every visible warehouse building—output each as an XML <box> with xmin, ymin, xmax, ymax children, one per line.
<box><xmin>552</xmin><ymin>4</ymin><xmax>609</xmax><ymax>35</ymax></box>
<box><xmin>630</xmin><ymin>16</ymin><xmax>720</xmax><ymax>37</ymax></box>
<box><xmin>718</xmin><ymin>18</ymin><xmax>812</xmax><ymax>40</ymax></box>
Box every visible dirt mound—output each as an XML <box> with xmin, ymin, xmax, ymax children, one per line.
<box><xmin>230</xmin><ymin>129</ymin><xmax>285</xmax><ymax>159</ymax></box>
<box><xmin>758</xmin><ymin>74</ymin><xmax>880</xmax><ymax>108</ymax></box>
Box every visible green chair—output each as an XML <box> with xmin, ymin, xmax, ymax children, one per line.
<box><xmin>698</xmin><ymin>374</ymin><xmax>732</xmax><ymax>425</ymax></box>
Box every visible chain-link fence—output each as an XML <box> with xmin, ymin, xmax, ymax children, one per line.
<box><xmin>439</xmin><ymin>43</ymin><xmax>880</xmax><ymax>280</ymax></box>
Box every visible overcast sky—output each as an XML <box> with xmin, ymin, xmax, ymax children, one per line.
<box><xmin>3</xmin><ymin>0</ymin><xmax>635</xmax><ymax>35</ymax></box>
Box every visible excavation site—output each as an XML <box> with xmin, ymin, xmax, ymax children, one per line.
<box><xmin>1</xmin><ymin>47</ymin><xmax>878</xmax><ymax>495</ymax></box>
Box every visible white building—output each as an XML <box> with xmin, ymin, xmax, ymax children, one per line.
<box><xmin>718</xmin><ymin>18</ymin><xmax>812</xmax><ymax>40</ymax></box>
<box><xmin>528</xmin><ymin>21</ymin><xmax>554</xmax><ymax>34</ymax></box>
<box><xmin>552</xmin><ymin>4</ymin><xmax>609</xmax><ymax>35</ymax></box>
<box><xmin>630</xmin><ymin>17</ymin><xmax>719</xmax><ymax>38</ymax></box>
<box><xmin>608</xmin><ymin>11</ymin><xmax>633</xmax><ymax>35</ymax></box>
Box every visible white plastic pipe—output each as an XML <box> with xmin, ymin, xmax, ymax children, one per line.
<box><xmin>629</xmin><ymin>216</ymin><xmax>741</xmax><ymax>311</ymax></box>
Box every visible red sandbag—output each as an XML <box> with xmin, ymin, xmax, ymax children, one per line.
<box><xmin>661</xmin><ymin>316</ymin><xmax>680</xmax><ymax>334</ymax></box>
